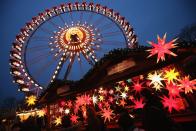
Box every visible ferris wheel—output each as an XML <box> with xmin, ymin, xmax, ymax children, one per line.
<box><xmin>10</xmin><ymin>2</ymin><xmax>137</xmax><ymax>95</ymax></box>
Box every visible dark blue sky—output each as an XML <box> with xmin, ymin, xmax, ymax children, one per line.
<box><xmin>0</xmin><ymin>0</ymin><xmax>196</xmax><ymax>102</ymax></box>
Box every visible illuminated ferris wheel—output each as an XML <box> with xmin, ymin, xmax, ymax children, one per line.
<box><xmin>10</xmin><ymin>2</ymin><xmax>137</xmax><ymax>95</ymax></box>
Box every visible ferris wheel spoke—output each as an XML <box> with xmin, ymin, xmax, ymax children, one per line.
<box><xmin>28</xmin><ymin>47</ymin><xmax>49</xmax><ymax>52</ymax></box>
<box><xmin>78</xmin><ymin>60</ymin><xmax>84</xmax><ymax>77</ymax></box>
<box><xmin>48</xmin><ymin>19</ymin><xmax>60</xmax><ymax>29</ymax></box>
<box><xmin>27</xmin><ymin>43</ymin><xmax>49</xmax><ymax>51</ymax></box>
<box><xmin>79</xmin><ymin>11</ymin><xmax>84</xmax><ymax>23</ymax></box>
<box><xmin>96</xmin><ymin>40</ymin><xmax>126</xmax><ymax>46</ymax></box>
<box><xmin>101</xmin><ymin>31</ymin><xmax>122</xmax><ymax>38</ymax></box>
<box><xmin>50</xmin><ymin>53</ymin><xmax>69</xmax><ymax>83</ymax></box>
<box><xmin>64</xmin><ymin>54</ymin><xmax>76</xmax><ymax>79</ymax></box>
<box><xmin>31</xmin><ymin>36</ymin><xmax>51</xmax><ymax>42</ymax></box>
<box><xmin>27</xmin><ymin>44</ymin><xmax>49</xmax><ymax>51</ymax></box>
<box><xmin>34</xmin><ymin>54</ymin><xmax>62</xmax><ymax>78</ymax></box>
<box><xmin>58</xmin><ymin>14</ymin><xmax>66</xmax><ymax>25</ymax></box>
<box><xmin>39</xmin><ymin>26</ymin><xmax>54</xmax><ymax>35</ymax></box>
<box><xmin>69</xmin><ymin>11</ymin><xmax>74</xmax><ymax>22</ymax></box>
<box><xmin>81</xmin><ymin>51</ymin><xmax>94</xmax><ymax>66</ymax></box>
<box><xmin>93</xmin><ymin>16</ymin><xmax>105</xmax><ymax>26</ymax></box>
<box><xmin>27</xmin><ymin>51</ymin><xmax>53</xmax><ymax>65</ymax></box>
<box><xmin>98</xmin><ymin>22</ymin><xmax>115</xmax><ymax>31</ymax></box>
<box><xmin>101</xmin><ymin>40</ymin><xmax>126</xmax><ymax>44</ymax></box>
<box><xmin>87</xmin><ymin>12</ymin><xmax>94</xmax><ymax>23</ymax></box>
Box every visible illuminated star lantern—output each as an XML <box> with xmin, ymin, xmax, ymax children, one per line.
<box><xmin>109</xmin><ymin>89</ymin><xmax>114</xmax><ymax>94</ymax></box>
<box><xmin>37</xmin><ymin>109</ymin><xmax>46</xmax><ymax>117</ymax></box>
<box><xmin>147</xmin><ymin>71</ymin><xmax>164</xmax><ymax>90</ymax></box>
<box><xmin>133</xmin><ymin>98</ymin><xmax>145</xmax><ymax>109</ymax></box>
<box><xmin>161</xmin><ymin>96</ymin><xmax>180</xmax><ymax>113</ymax></box>
<box><xmin>120</xmin><ymin>92</ymin><xmax>127</xmax><ymax>99</ymax></box>
<box><xmin>54</xmin><ymin>116</ymin><xmax>62</xmax><ymax>126</ymax></box>
<box><xmin>59</xmin><ymin>107</ymin><xmax>64</xmax><ymax>113</ymax></box>
<box><xmin>92</xmin><ymin>95</ymin><xmax>98</xmax><ymax>105</ymax></box>
<box><xmin>99</xmin><ymin>95</ymin><xmax>104</xmax><ymax>101</ymax></box>
<box><xmin>74</xmin><ymin>105</ymin><xmax>79</xmax><ymax>114</ymax></box>
<box><xmin>119</xmin><ymin>99</ymin><xmax>126</xmax><ymax>107</ymax></box>
<box><xmin>164</xmin><ymin>68</ymin><xmax>179</xmax><ymax>83</ymax></box>
<box><xmin>101</xmin><ymin>108</ymin><xmax>114</xmax><ymax>123</ymax></box>
<box><xmin>83</xmin><ymin>94</ymin><xmax>91</xmax><ymax>105</ymax></box>
<box><xmin>75</xmin><ymin>95</ymin><xmax>85</xmax><ymax>106</ymax></box>
<box><xmin>132</xmin><ymin>81</ymin><xmax>143</xmax><ymax>93</ymax></box>
<box><xmin>65</xmin><ymin>108</ymin><xmax>70</xmax><ymax>114</ymax></box>
<box><xmin>109</xmin><ymin>97</ymin><xmax>114</xmax><ymax>103</ymax></box>
<box><xmin>124</xmin><ymin>85</ymin><xmax>129</xmax><ymax>92</ymax></box>
<box><xmin>26</xmin><ymin>95</ymin><xmax>37</xmax><ymax>106</ymax></box>
<box><xmin>104</xmin><ymin>102</ymin><xmax>110</xmax><ymax>108</ymax></box>
<box><xmin>115</xmin><ymin>85</ymin><xmax>121</xmax><ymax>92</ymax></box>
<box><xmin>147</xmin><ymin>34</ymin><xmax>177</xmax><ymax>63</ymax></box>
<box><xmin>179</xmin><ymin>76</ymin><xmax>196</xmax><ymax>94</ymax></box>
<box><xmin>67</xmin><ymin>101</ymin><xmax>72</xmax><ymax>108</ymax></box>
<box><xmin>166</xmin><ymin>82</ymin><xmax>181</xmax><ymax>97</ymax></box>
<box><xmin>70</xmin><ymin>114</ymin><xmax>79</xmax><ymax>123</ymax></box>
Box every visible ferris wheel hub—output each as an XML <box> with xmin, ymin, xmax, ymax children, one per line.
<box><xmin>64</xmin><ymin>26</ymin><xmax>86</xmax><ymax>45</ymax></box>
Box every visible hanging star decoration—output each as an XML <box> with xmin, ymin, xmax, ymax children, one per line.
<box><xmin>54</xmin><ymin>116</ymin><xmax>62</xmax><ymax>126</ymax></box>
<box><xmin>179</xmin><ymin>76</ymin><xmax>196</xmax><ymax>94</ymax></box>
<box><xmin>75</xmin><ymin>95</ymin><xmax>85</xmax><ymax>106</ymax></box>
<box><xmin>109</xmin><ymin>89</ymin><xmax>114</xmax><ymax>94</ymax></box>
<box><xmin>166</xmin><ymin>82</ymin><xmax>181</xmax><ymax>97</ymax></box>
<box><xmin>147</xmin><ymin>34</ymin><xmax>177</xmax><ymax>63</ymax></box>
<box><xmin>115</xmin><ymin>85</ymin><xmax>121</xmax><ymax>92</ymax></box>
<box><xmin>26</xmin><ymin>95</ymin><xmax>37</xmax><ymax>106</ymax></box>
<box><xmin>74</xmin><ymin>105</ymin><xmax>79</xmax><ymax>114</ymax></box>
<box><xmin>101</xmin><ymin>108</ymin><xmax>114</xmax><ymax>123</ymax></box>
<box><xmin>99</xmin><ymin>95</ymin><xmax>104</xmax><ymax>101</ymax></box>
<box><xmin>164</xmin><ymin>68</ymin><xmax>179</xmax><ymax>83</ymax></box>
<box><xmin>132</xmin><ymin>81</ymin><xmax>144</xmax><ymax>93</ymax></box>
<box><xmin>92</xmin><ymin>95</ymin><xmax>98</xmax><ymax>105</ymax></box>
<box><xmin>37</xmin><ymin>109</ymin><xmax>46</xmax><ymax>117</ymax></box>
<box><xmin>124</xmin><ymin>85</ymin><xmax>130</xmax><ymax>92</ymax></box>
<box><xmin>120</xmin><ymin>92</ymin><xmax>127</xmax><ymax>99</ymax></box>
<box><xmin>83</xmin><ymin>94</ymin><xmax>91</xmax><ymax>105</ymax></box>
<box><xmin>147</xmin><ymin>71</ymin><xmax>164</xmax><ymax>90</ymax></box>
<box><xmin>161</xmin><ymin>96</ymin><xmax>180</xmax><ymax>113</ymax></box>
<box><xmin>109</xmin><ymin>97</ymin><xmax>114</xmax><ymax>103</ymax></box>
<box><xmin>70</xmin><ymin>114</ymin><xmax>79</xmax><ymax>123</ymax></box>
<box><xmin>119</xmin><ymin>99</ymin><xmax>126</xmax><ymax>107</ymax></box>
<box><xmin>59</xmin><ymin>107</ymin><xmax>64</xmax><ymax>113</ymax></box>
<box><xmin>65</xmin><ymin>108</ymin><xmax>70</xmax><ymax>114</ymax></box>
<box><xmin>67</xmin><ymin>101</ymin><xmax>72</xmax><ymax>108</ymax></box>
<box><xmin>133</xmin><ymin>98</ymin><xmax>145</xmax><ymax>109</ymax></box>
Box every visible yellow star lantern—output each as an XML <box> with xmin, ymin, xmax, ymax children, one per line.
<box><xmin>164</xmin><ymin>68</ymin><xmax>179</xmax><ymax>83</ymax></box>
<box><xmin>124</xmin><ymin>85</ymin><xmax>129</xmax><ymax>92</ymax></box>
<box><xmin>26</xmin><ymin>95</ymin><xmax>37</xmax><ymax>106</ymax></box>
<box><xmin>54</xmin><ymin>116</ymin><xmax>62</xmax><ymax>126</ymax></box>
<box><xmin>37</xmin><ymin>109</ymin><xmax>46</xmax><ymax>117</ymax></box>
<box><xmin>99</xmin><ymin>95</ymin><xmax>104</xmax><ymax>101</ymax></box>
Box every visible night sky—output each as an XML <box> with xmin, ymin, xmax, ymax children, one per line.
<box><xmin>0</xmin><ymin>0</ymin><xmax>196</xmax><ymax>102</ymax></box>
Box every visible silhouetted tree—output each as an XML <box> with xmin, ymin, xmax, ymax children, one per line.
<box><xmin>178</xmin><ymin>23</ymin><xmax>196</xmax><ymax>42</ymax></box>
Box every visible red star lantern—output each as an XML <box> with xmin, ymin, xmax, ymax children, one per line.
<box><xmin>166</xmin><ymin>82</ymin><xmax>181</xmax><ymax>97</ymax></box>
<box><xmin>70</xmin><ymin>114</ymin><xmax>79</xmax><ymax>123</ymax></box>
<box><xmin>147</xmin><ymin>34</ymin><xmax>177</xmax><ymax>63</ymax></box>
<box><xmin>133</xmin><ymin>98</ymin><xmax>145</xmax><ymax>109</ymax></box>
<box><xmin>161</xmin><ymin>96</ymin><xmax>181</xmax><ymax>113</ymax></box>
<box><xmin>179</xmin><ymin>76</ymin><xmax>196</xmax><ymax>94</ymax></box>
<box><xmin>132</xmin><ymin>80</ymin><xmax>144</xmax><ymax>93</ymax></box>
<box><xmin>101</xmin><ymin>108</ymin><xmax>114</xmax><ymax>123</ymax></box>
